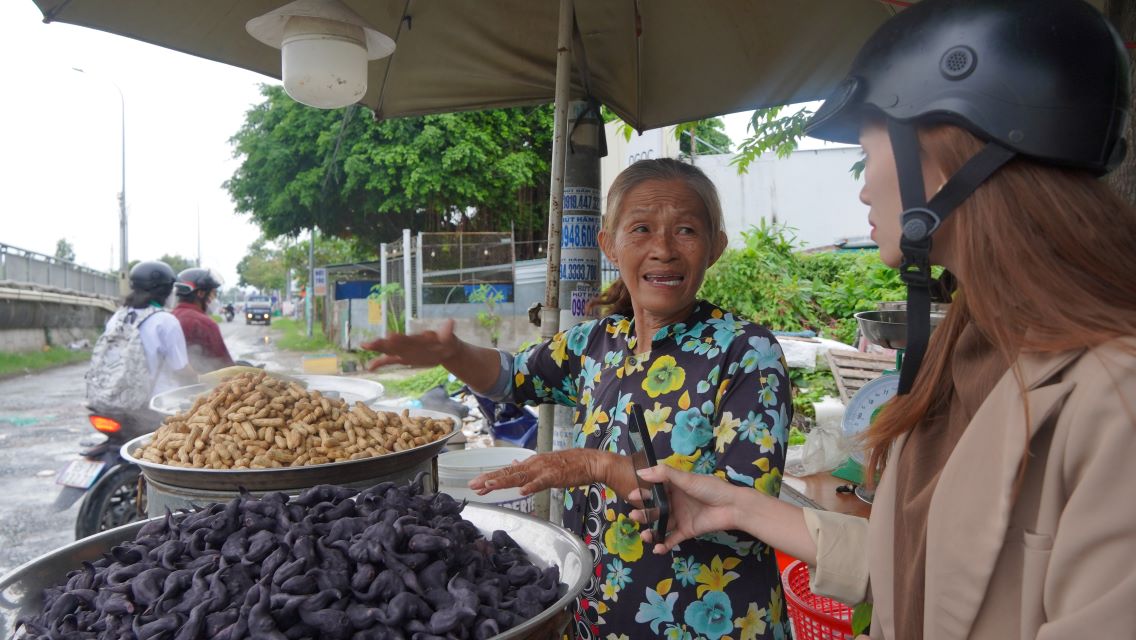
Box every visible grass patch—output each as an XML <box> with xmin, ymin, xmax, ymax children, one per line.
<box><xmin>376</xmin><ymin>366</ymin><xmax>462</xmax><ymax>397</ymax></box>
<box><xmin>272</xmin><ymin>318</ymin><xmax>339</xmax><ymax>353</ymax></box>
<box><xmin>0</xmin><ymin>347</ymin><xmax>90</xmax><ymax>376</ymax></box>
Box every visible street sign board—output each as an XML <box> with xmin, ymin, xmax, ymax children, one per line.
<box><xmin>313</xmin><ymin>268</ymin><xmax>328</xmax><ymax>296</ymax></box>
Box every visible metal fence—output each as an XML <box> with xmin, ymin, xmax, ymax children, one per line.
<box><xmin>0</xmin><ymin>242</ymin><xmax>118</xmax><ymax>297</ymax></box>
<box><xmin>418</xmin><ymin>232</ymin><xmax>514</xmax><ymax>305</ymax></box>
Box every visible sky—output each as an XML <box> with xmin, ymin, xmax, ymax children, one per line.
<box><xmin>3</xmin><ymin>1</ymin><xmax>269</xmax><ymax>287</ymax></box>
<box><xmin>2</xmin><ymin>1</ymin><xmax>825</xmax><ymax>288</ymax></box>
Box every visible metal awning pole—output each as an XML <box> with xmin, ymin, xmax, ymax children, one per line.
<box><xmin>534</xmin><ymin>0</ymin><xmax>574</xmax><ymax>521</ymax></box>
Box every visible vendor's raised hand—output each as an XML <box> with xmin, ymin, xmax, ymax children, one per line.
<box><xmin>630</xmin><ymin>464</ymin><xmax>743</xmax><ymax>554</ymax></box>
<box><xmin>468</xmin><ymin>449</ymin><xmax>604</xmax><ymax>497</ymax></box>
<box><xmin>363</xmin><ymin>319</ymin><xmax>461</xmax><ymax>370</ymax></box>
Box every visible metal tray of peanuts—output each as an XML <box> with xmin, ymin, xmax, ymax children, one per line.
<box><xmin>121</xmin><ymin>371</ymin><xmax>460</xmax><ymax>491</ymax></box>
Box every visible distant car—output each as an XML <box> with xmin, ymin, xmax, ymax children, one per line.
<box><xmin>245</xmin><ymin>296</ymin><xmax>272</xmax><ymax>325</ymax></box>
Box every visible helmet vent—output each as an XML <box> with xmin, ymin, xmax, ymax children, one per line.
<box><xmin>940</xmin><ymin>46</ymin><xmax>976</xmax><ymax>80</ymax></box>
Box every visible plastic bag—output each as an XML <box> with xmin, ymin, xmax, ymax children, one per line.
<box><xmin>785</xmin><ymin>397</ymin><xmax>852</xmax><ymax>476</ymax></box>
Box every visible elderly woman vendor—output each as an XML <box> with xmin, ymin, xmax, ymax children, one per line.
<box><xmin>364</xmin><ymin>158</ymin><xmax>793</xmax><ymax>640</ymax></box>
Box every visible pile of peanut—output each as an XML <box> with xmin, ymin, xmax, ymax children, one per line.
<box><xmin>134</xmin><ymin>371</ymin><xmax>453</xmax><ymax>470</ymax></box>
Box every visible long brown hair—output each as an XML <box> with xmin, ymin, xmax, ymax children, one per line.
<box><xmin>587</xmin><ymin>158</ymin><xmax>725</xmax><ymax>316</ymax></box>
<box><xmin>864</xmin><ymin>124</ymin><xmax>1136</xmax><ymax>477</ymax></box>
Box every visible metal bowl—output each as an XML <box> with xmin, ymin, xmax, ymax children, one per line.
<box><xmin>149</xmin><ymin>375</ymin><xmax>385</xmax><ymax>416</ymax></box>
<box><xmin>120</xmin><ymin>408</ymin><xmax>459</xmax><ymax>491</ymax></box>
<box><xmin>0</xmin><ymin>503</ymin><xmax>589</xmax><ymax>640</ymax></box>
<box><xmin>854</xmin><ymin>309</ymin><xmax>946</xmax><ymax>350</ymax></box>
<box><xmin>875</xmin><ymin>300</ymin><xmax>951</xmax><ymax>315</ymax></box>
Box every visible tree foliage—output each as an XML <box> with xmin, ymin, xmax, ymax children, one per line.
<box><xmin>236</xmin><ymin>234</ymin><xmax>374</xmax><ymax>292</ymax></box>
<box><xmin>54</xmin><ymin>238</ymin><xmax>75</xmax><ymax>263</ymax></box>
<box><xmin>675</xmin><ymin>118</ymin><xmax>731</xmax><ymax>156</ymax></box>
<box><xmin>225</xmin><ymin>86</ymin><xmax>554</xmax><ymax>247</ymax></box>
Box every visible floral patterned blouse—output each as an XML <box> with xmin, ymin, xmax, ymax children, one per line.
<box><xmin>509</xmin><ymin>301</ymin><xmax>793</xmax><ymax>640</ymax></box>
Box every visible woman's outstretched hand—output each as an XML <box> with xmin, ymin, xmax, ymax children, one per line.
<box><xmin>362</xmin><ymin>319</ymin><xmax>461</xmax><ymax>370</ymax></box>
<box><xmin>630</xmin><ymin>464</ymin><xmax>744</xmax><ymax>554</ymax></box>
<box><xmin>468</xmin><ymin>449</ymin><xmax>604</xmax><ymax>497</ymax></box>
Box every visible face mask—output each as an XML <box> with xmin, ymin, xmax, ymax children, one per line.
<box><xmin>207</xmin><ymin>299</ymin><xmax>221</xmax><ymax>315</ymax></box>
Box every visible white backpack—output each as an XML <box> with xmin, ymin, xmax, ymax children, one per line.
<box><xmin>85</xmin><ymin>306</ymin><xmax>163</xmax><ymax>412</ymax></box>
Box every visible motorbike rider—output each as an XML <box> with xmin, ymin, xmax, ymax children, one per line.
<box><xmin>123</xmin><ymin>260</ymin><xmax>196</xmax><ymax>397</ymax></box>
<box><xmin>172</xmin><ymin>267</ymin><xmax>235</xmax><ymax>373</ymax></box>
<box><xmin>222</xmin><ymin>302</ymin><xmax>236</xmax><ymax>321</ymax></box>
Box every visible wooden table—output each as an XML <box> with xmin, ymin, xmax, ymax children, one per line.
<box><xmin>780</xmin><ymin>471</ymin><xmax>872</xmax><ymax>519</ymax></box>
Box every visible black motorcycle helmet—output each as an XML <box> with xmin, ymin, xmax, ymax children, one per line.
<box><xmin>805</xmin><ymin>0</ymin><xmax>1130</xmax><ymax>395</ymax></box>
<box><xmin>806</xmin><ymin>0</ymin><xmax>1129</xmax><ymax>173</ymax></box>
<box><xmin>129</xmin><ymin>261</ymin><xmax>176</xmax><ymax>293</ymax></box>
<box><xmin>175</xmin><ymin>267</ymin><xmax>225</xmax><ymax>301</ymax></box>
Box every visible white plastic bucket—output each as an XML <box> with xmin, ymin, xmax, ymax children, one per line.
<box><xmin>438</xmin><ymin>447</ymin><xmax>536</xmax><ymax>514</ymax></box>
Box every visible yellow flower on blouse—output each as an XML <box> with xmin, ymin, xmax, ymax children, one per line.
<box><xmin>714</xmin><ymin>411</ymin><xmax>740</xmax><ymax>453</ymax></box>
<box><xmin>644</xmin><ymin>403</ymin><xmax>673</xmax><ymax>438</ymax></box>
<box><xmin>695</xmin><ymin>555</ymin><xmax>742</xmax><ymax>598</ymax></box>
<box><xmin>734</xmin><ymin>602</ymin><xmax>769</xmax><ymax>640</ymax></box>
<box><xmin>550</xmin><ymin>334</ymin><xmax>569</xmax><ymax>367</ymax></box>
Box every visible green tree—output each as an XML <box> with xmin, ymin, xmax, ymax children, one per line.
<box><xmin>236</xmin><ymin>238</ymin><xmax>288</xmax><ymax>292</ymax></box>
<box><xmin>676</xmin><ymin>118</ymin><xmax>731</xmax><ymax>156</ymax></box>
<box><xmin>53</xmin><ymin>238</ymin><xmax>75</xmax><ymax>263</ymax></box>
<box><xmin>237</xmin><ymin>234</ymin><xmax>375</xmax><ymax>292</ymax></box>
<box><xmin>225</xmin><ymin>86</ymin><xmax>553</xmax><ymax>246</ymax></box>
<box><xmin>468</xmin><ymin>284</ymin><xmax>505</xmax><ymax>347</ymax></box>
<box><xmin>158</xmin><ymin>254</ymin><xmax>196</xmax><ymax>274</ymax></box>
<box><xmin>731</xmin><ymin>105</ymin><xmax>865</xmax><ymax>178</ymax></box>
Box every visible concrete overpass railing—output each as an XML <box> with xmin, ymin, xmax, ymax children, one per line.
<box><xmin>0</xmin><ymin>242</ymin><xmax>118</xmax><ymax>297</ymax></box>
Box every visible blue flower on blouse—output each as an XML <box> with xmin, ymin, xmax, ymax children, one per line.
<box><xmin>709</xmin><ymin>314</ymin><xmax>745</xmax><ymax>346</ymax></box>
<box><xmin>750</xmin><ymin>335</ymin><xmax>786</xmax><ymax>376</ymax></box>
<box><xmin>635</xmin><ymin>586</ymin><xmax>679</xmax><ymax>633</ymax></box>
<box><xmin>758</xmin><ymin>374</ymin><xmax>780</xmax><ymax>408</ymax></box>
<box><xmin>566</xmin><ymin>323</ymin><xmax>592</xmax><ymax>356</ymax></box>
<box><xmin>725</xmin><ymin>465</ymin><xmax>756</xmax><ymax>487</ymax></box>
<box><xmin>675</xmin><ymin>321</ymin><xmax>705</xmax><ymax>344</ymax></box>
<box><xmin>684</xmin><ymin>591</ymin><xmax>734</xmax><ymax>640</ymax></box>
<box><xmin>681</xmin><ymin>335</ymin><xmax>718</xmax><ymax>358</ymax></box>
<box><xmin>692</xmin><ymin>451</ymin><xmax>718</xmax><ymax>475</ymax></box>
<box><xmin>672</xmin><ymin>556</ymin><xmax>700</xmax><ymax>587</ymax></box>
<box><xmin>513</xmin><ymin>349</ymin><xmax>532</xmax><ymax>376</ymax></box>
<box><xmin>738</xmin><ymin>410</ymin><xmax>766</xmax><ymax>444</ymax></box>
<box><xmin>603</xmin><ymin>350</ymin><xmax>622</xmax><ymax>367</ymax></box>
<box><xmin>607</xmin><ymin>558</ymin><xmax>633</xmax><ymax>589</ymax></box>
<box><xmin>612</xmin><ymin>392</ymin><xmax>633</xmax><ymax>426</ymax></box>
<box><xmin>671</xmin><ymin>408</ymin><xmax>714</xmax><ymax>455</ymax></box>
<box><xmin>767</xmin><ymin>405</ymin><xmax>790</xmax><ymax>445</ymax></box>
<box><xmin>580</xmin><ymin>357</ymin><xmax>601</xmax><ymax>390</ymax></box>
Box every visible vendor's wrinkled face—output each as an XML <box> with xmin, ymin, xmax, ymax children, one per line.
<box><xmin>859</xmin><ymin>122</ymin><xmax>948</xmax><ymax>269</ymax></box>
<box><xmin>600</xmin><ymin>178</ymin><xmax>725</xmax><ymax>323</ymax></box>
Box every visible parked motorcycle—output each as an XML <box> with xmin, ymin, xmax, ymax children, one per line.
<box><xmin>54</xmin><ymin>408</ymin><xmax>158</xmax><ymax>539</ymax></box>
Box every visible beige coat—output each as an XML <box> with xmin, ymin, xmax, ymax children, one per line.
<box><xmin>804</xmin><ymin>340</ymin><xmax>1136</xmax><ymax>639</ymax></box>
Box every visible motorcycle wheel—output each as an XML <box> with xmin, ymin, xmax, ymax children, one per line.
<box><xmin>75</xmin><ymin>464</ymin><xmax>146</xmax><ymax>540</ymax></box>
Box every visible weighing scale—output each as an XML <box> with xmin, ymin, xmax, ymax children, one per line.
<box><xmin>837</xmin><ymin>308</ymin><xmax>945</xmax><ymax>503</ymax></box>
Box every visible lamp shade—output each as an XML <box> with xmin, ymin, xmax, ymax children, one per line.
<box><xmin>247</xmin><ymin>0</ymin><xmax>395</xmax><ymax>110</ymax></box>
<box><xmin>282</xmin><ymin>17</ymin><xmax>367</xmax><ymax>108</ymax></box>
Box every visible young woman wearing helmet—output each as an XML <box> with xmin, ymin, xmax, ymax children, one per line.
<box><xmin>121</xmin><ymin>260</ymin><xmax>195</xmax><ymax>395</ymax></box>
<box><xmin>632</xmin><ymin>0</ymin><xmax>1136</xmax><ymax>637</ymax></box>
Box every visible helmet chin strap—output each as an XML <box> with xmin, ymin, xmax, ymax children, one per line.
<box><xmin>887</xmin><ymin>120</ymin><xmax>1016</xmax><ymax>395</ymax></box>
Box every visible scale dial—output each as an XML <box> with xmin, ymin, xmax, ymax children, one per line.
<box><xmin>842</xmin><ymin>373</ymin><xmax>900</xmax><ymax>463</ymax></box>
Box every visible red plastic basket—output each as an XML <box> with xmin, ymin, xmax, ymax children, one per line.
<box><xmin>781</xmin><ymin>560</ymin><xmax>855</xmax><ymax>640</ymax></box>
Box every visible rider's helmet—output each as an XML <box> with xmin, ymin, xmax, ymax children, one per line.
<box><xmin>804</xmin><ymin>0</ymin><xmax>1129</xmax><ymax>394</ymax></box>
<box><xmin>174</xmin><ymin>267</ymin><xmax>225</xmax><ymax>301</ymax></box>
<box><xmin>129</xmin><ymin>261</ymin><xmax>177</xmax><ymax>294</ymax></box>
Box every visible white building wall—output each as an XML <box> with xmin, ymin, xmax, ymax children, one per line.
<box><xmin>600</xmin><ymin>122</ymin><xmax>870</xmax><ymax>250</ymax></box>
